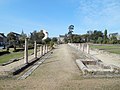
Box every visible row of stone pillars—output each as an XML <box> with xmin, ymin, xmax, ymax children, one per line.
<box><xmin>68</xmin><ymin>43</ymin><xmax>90</xmax><ymax>54</ymax></box>
<box><xmin>24</xmin><ymin>38</ymin><xmax>49</xmax><ymax>64</ymax></box>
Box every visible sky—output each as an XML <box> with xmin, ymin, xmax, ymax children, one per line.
<box><xmin>0</xmin><ymin>0</ymin><xmax>120</xmax><ymax>37</ymax></box>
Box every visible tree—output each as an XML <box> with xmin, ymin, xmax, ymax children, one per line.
<box><xmin>7</xmin><ymin>32</ymin><xmax>17</xmax><ymax>51</ymax></box>
<box><xmin>64</xmin><ymin>38</ymin><xmax>68</xmax><ymax>43</ymax></box>
<box><xmin>81</xmin><ymin>34</ymin><xmax>89</xmax><ymax>42</ymax></box>
<box><xmin>29</xmin><ymin>30</ymin><xmax>45</xmax><ymax>44</ymax></box>
<box><xmin>87</xmin><ymin>31</ymin><xmax>93</xmax><ymax>42</ymax></box>
<box><xmin>50</xmin><ymin>41</ymin><xmax>54</xmax><ymax>49</ymax></box>
<box><xmin>19</xmin><ymin>30</ymin><xmax>27</xmax><ymax>47</ymax></box>
<box><xmin>52</xmin><ymin>37</ymin><xmax>58</xmax><ymax>43</ymax></box>
<box><xmin>68</xmin><ymin>25</ymin><xmax>74</xmax><ymax>43</ymax></box>
<box><xmin>63</xmin><ymin>34</ymin><xmax>68</xmax><ymax>44</ymax></box>
<box><xmin>44</xmin><ymin>37</ymin><xmax>51</xmax><ymax>44</ymax></box>
<box><xmin>90</xmin><ymin>30</ymin><xmax>103</xmax><ymax>43</ymax></box>
<box><xmin>72</xmin><ymin>35</ymin><xmax>81</xmax><ymax>43</ymax></box>
<box><xmin>109</xmin><ymin>36</ymin><xmax>118</xmax><ymax>44</ymax></box>
<box><xmin>103</xmin><ymin>29</ymin><xmax>108</xmax><ymax>44</ymax></box>
<box><xmin>37</xmin><ymin>30</ymin><xmax>45</xmax><ymax>42</ymax></box>
<box><xmin>97</xmin><ymin>37</ymin><xmax>103</xmax><ymax>44</ymax></box>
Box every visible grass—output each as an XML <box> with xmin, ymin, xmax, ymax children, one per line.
<box><xmin>90</xmin><ymin>44</ymin><xmax>120</xmax><ymax>54</ymax></box>
<box><xmin>0</xmin><ymin>49</ymin><xmax>34</xmax><ymax>64</ymax></box>
<box><xmin>0</xmin><ymin>49</ymin><xmax>6</xmax><ymax>52</ymax></box>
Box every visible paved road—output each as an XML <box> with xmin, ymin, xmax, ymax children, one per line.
<box><xmin>0</xmin><ymin>44</ymin><xmax>120</xmax><ymax>90</ymax></box>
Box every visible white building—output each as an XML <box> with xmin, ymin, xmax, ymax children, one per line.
<box><xmin>58</xmin><ymin>35</ymin><xmax>65</xmax><ymax>44</ymax></box>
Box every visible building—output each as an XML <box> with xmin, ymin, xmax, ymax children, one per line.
<box><xmin>0</xmin><ymin>33</ymin><xmax>7</xmax><ymax>46</ymax></box>
<box><xmin>58</xmin><ymin>35</ymin><xmax>65</xmax><ymax>44</ymax></box>
<box><xmin>109</xmin><ymin>33</ymin><xmax>120</xmax><ymax>40</ymax></box>
<box><xmin>7</xmin><ymin>32</ymin><xmax>21</xmax><ymax>45</ymax></box>
<box><xmin>12</xmin><ymin>32</ymin><xmax>21</xmax><ymax>41</ymax></box>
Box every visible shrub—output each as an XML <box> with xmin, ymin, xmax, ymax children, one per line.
<box><xmin>0</xmin><ymin>51</ymin><xmax>10</xmax><ymax>56</ymax></box>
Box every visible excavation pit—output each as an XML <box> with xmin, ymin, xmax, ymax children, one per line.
<box><xmin>76</xmin><ymin>59</ymin><xmax>120</xmax><ymax>77</ymax></box>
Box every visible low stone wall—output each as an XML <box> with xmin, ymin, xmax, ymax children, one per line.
<box><xmin>76</xmin><ymin>59</ymin><xmax>120</xmax><ymax>77</ymax></box>
<box><xmin>9</xmin><ymin>58</ymin><xmax>39</xmax><ymax>75</ymax></box>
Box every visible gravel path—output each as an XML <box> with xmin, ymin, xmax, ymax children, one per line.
<box><xmin>0</xmin><ymin>44</ymin><xmax>120</xmax><ymax>90</ymax></box>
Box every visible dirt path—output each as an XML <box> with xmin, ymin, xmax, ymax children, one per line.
<box><xmin>0</xmin><ymin>44</ymin><xmax>120</xmax><ymax>90</ymax></box>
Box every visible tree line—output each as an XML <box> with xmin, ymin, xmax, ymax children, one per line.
<box><xmin>64</xmin><ymin>29</ymin><xmax>120</xmax><ymax>44</ymax></box>
<box><xmin>6</xmin><ymin>30</ymin><xmax>58</xmax><ymax>51</ymax></box>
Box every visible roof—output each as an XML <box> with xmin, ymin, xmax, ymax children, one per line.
<box><xmin>109</xmin><ymin>33</ymin><xmax>118</xmax><ymax>35</ymax></box>
<box><xmin>11</xmin><ymin>32</ymin><xmax>21</xmax><ymax>36</ymax></box>
<box><xmin>0</xmin><ymin>33</ymin><xmax>6</xmax><ymax>38</ymax></box>
<box><xmin>59</xmin><ymin>35</ymin><xmax>65</xmax><ymax>37</ymax></box>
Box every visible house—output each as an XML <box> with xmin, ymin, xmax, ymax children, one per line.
<box><xmin>7</xmin><ymin>32</ymin><xmax>21</xmax><ymax>46</ymax></box>
<box><xmin>0</xmin><ymin>33</ymin><xmax>7</xmax><ymax>46</ymax></box>
<box><xmin>109</xmin><ymin>33</ymin><xmax>120</xmax><ymax>40</ymax></box>
<box><xmin>58</xmin><ymin>35</ymin><xmax>65</xmax><ymax>44</ymax></box>
<box><xmin>11</xmin><ymin>32</ymin><xmax>21</xmax><ymax>42</ymax></box>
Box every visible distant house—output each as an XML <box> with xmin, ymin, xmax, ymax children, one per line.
<box><xmin>11</xmin><ymin>32</ymin><xmax>21</xmax><ymax>42</ymax></box>
<box><xmin>0</xmin><ymin>33</ymin><xmax>7</xmax><ymax>46</ymax></box>
<box><xmin>7</xmin><ymin>32</ymin><xmax>21</xmax><ymax>46</ymax></box>
<box><xmin>109</xmin><ymin>33</ymin><xmax>120</xmax><ymax>40</ymax></box>
<box><xmin>58</xmin><ymin>35</ymin><xmax>65</xmax><ymax>44</ymax></box>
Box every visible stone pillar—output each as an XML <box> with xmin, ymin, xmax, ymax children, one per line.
<box><xmin>79</xmin><ymin>43</ymin><xmax>81</xmax><ymax>50</ymax></box>
<box><xmin>87</xmin><ymin>44</ymin><xmax>90</xmax><ymax>54</ymax></box>
<box><xmin>47</xmin><ymin>46</ymin><xmax>49</xmax><ymax>52</ymax></box>
<box><xmin>43</xmin><ymin>45</ymin><xmax>46</xmax><ymax>55</ymax></box>
<box><xmin>82</xmin><ymin>44</ymin><xmax>84</xmax><ymax>52</ymax></box>
<box><xmin>80</xmin><ymin>43</ymin><xmax>82</xmax><ymax>50</ymax></box>
<box><xmin>24</xmin><ymin>38</ymin><xmax>28</xmax><ymax>64</ymax></box>
<box><xmin>34</xmin><ymin>41</ymin><xmax>37</xmax><ymax>58</ymax></box>
<box><xmin>39</xmin><ymin>45</ymin><xmax>41</xmax><ymax>56</ymax></box>
<box><xmin>76</xmin><ymin>44</ymin><xmax>79</xmax><ymax>50</ymax></box>
<box><xmin>48</xmin><ymin>46</ymin><xmax>51</xmax><ymax>52</ymax></box>
<box><xmin>46</xmin><ymin>45</ymin><xmax>48</xmax><ymax>53</ymax></box>
<box><xmin>40</xmin><ymin>45</ymin><xmax>43</xmax><ymax>56</ymax></box>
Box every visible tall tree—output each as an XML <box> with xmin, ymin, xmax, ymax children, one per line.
<box><xmin>103</xmin><ymin>29</ymin><xmax>108</xmax><ymax>44</ymax></box>
<box><xmin>68</xmin><ymin>25</ymin><xmax>74</xmax><ymax>43</ymax></box>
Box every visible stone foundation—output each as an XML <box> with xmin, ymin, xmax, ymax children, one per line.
<box><xmin>76</xmin><ymin>59</ymin><xmax>120</xmax><ymax>77</ymax></box>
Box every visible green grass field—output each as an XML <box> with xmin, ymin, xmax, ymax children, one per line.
<box><xmin>0</xmin><ymin>49</ymin><xmax>34</xmax><ymax>64</ymax></box>
<box><xmin>90</xmin><ymin>44</ymin><xmax>120</xmax><ymax>54</ymax></box>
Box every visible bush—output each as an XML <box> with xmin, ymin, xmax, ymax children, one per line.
<box><xmin>13</xmin><ymin>48</ymin><xmax>24</xmax><ymax>52</ymax></box>
<box><xmin>50</xmin><ymin>41</ymin><xmax>54</xmax><ymax>49</ymax></box>
<box><xmin>0</xmin><ymin>51</ymin><xmax>10</xmax><ymax>56</ymax></box>
<box><xmin>28</xmin><ymin>43</ymin><xmax>34</xmax><ymax>49</ymax></box>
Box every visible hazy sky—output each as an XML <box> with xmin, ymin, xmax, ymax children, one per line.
<box><xmin>0</xmin><ymin>0</ymin><xmax>120</xmax><ymax>37</ymax></box>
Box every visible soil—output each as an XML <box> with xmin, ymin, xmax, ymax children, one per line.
<box><xmin>0</xmin><ymin>44</ymin><xmax>120</xmax><ymax>90</ymax></box>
